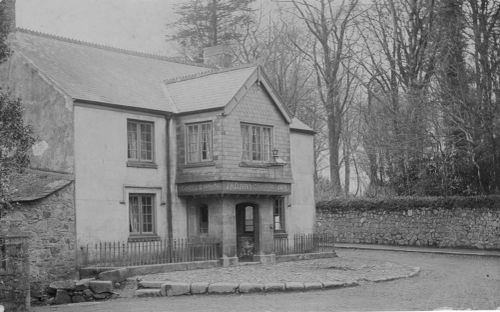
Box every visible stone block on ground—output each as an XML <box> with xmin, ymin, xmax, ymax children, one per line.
<box><xmin>71</xmin><ymin>295</ymin><xmax>85</xmax><ymax>303</ymax></box>
<box><xmin>264</xmin><ymin>283</ymin><xmax>285</xmax><ymax>292</ymax></box>
<box><xmin>208</xmin><ymin>282</ymin><xmax>238</xmax><ymax>294</ymax></box>
<box><xmin>49</xmin><ymin>280</ymin><xmax>76</xmax><ymax>293</ymax></box>
<box><xmin>54</xmin><ymin>289</ymin><xmax>71</xmax><ymax>305</ymax></box>
<box><xmin>98</xmin><ymin>268</ymin><xmax>129</xmax><ymax>283</ymax></box>
<box><xmin>285</xmin><ymin>282</ymin><xmax>305</xmax><ymax>291</ymax></box>
<box><xmin>134</xmin><ymin>289</ymin><xmax>162</xmax><ymax>298</ymax></box>
<box><xmin>75</xmin><ymin>278</ymin><xmax>94</xmax><ymax>291</ymax></box>
<box><xmin>138</xmin><ymin>280</ymin><xmax>165</xmax><ymax>289</ymax></box>
<box><xmin>238</xmin><ymin>283</ymin><xmax>264</xmax><ymax>293</ymax></box>
<box><xmin>161</xmin><ymin>282</ymin><xmax>191</xmax><ymax>296</ymax></box>
<box><xmin>190</xmin><ymin>282</ymin><xmax>209</xmax><ymax>294</ymax></box>
<box><xmin>89</xmin><ymin>280</ymin><xmax>113</xmax><ymax>294</ymax></box>
<box><xmin>304</xmin><ymin>282</ymin><xmax>323</xmax><ymax>290</ymax></box>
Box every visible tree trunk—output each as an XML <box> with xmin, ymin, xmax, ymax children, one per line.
<box><xmin>328</xmin><ymin>113</ymin><xmax>342</xmax><ymax>196</ymax></box>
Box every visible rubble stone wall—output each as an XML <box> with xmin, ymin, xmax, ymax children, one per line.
<box><xmin>1</xmin><ymin>183</ymin><xmax>77</xmax><ymax>299</ymax></box>
<box><xmin>316</xmin><ymin>197</ymin><xmax>500</xmax><ymax>249</ymax></box>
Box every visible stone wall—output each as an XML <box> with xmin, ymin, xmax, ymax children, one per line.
<box><xmin>0</xmin><ymin>234</ymin><xmax>30</xmax><ymax>312</ymax></box>
<box><xmin>316</xmin><ymin>197</ymin><xmax>500</xmax><ymax>250</ymax></box>
<box><xmin>1</xmin><ymin>183</ymin><xmax>77</xmax><ymax>299</ymax></box>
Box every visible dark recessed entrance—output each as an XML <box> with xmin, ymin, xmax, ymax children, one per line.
<box><xmin>236</xmin><ymin>203</ymin><xmax>258</xmax><ymax>261</ymax></box>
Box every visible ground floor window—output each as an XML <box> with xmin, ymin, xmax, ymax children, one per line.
<box><xmin>129</xmin><ymin>194</ymin><xmax>155</xmax><ymax>235</ymax></box>
<box><xmin>274</xmin><ymin>197</ymin><xmax>285</xmax><ymax>232</ymax></box>
<box><xmin>199</xmin><ymin>204</ymin><xmax>209</xmax><ymax>234</ymax></box>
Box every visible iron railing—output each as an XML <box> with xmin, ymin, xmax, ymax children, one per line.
<box><xmin>273</xmin><ymin>233</ymin><xmax>335</xmax><ymax>255</ymax></box>
<box><xmin>78</xmin><ymin>237</ymin><xmax>221</xmax><ymax>267</ymax></box>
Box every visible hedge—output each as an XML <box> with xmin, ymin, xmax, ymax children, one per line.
<box><xmin>316</xmin><ymin>196</ymin><xmax>500</xmax><ymax>212</ymax></box>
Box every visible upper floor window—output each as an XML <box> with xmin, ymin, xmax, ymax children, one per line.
<box><xmin>241</xmin><ymin>123</ymin><xmax>272</xmax><ymax>161</ymax></box>
<box><xmin>129</xmin><ymin>193</ymin><xmax>155</xmax><ymax>235</ymax></box>
<box><xmin>186</xmin><ymin>122</ymin><xmax>212</xmax><ymax>163</ymax></box>
<box><xmin>128</xmin><ymin>120</ymin><xmax>154</xmax><ymax>162</ymax></box>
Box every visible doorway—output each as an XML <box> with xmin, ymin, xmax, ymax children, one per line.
<box><xmin>235</xmin><ymin>203</ymin><xmax>258</xmax><ymax>261</ymax></box>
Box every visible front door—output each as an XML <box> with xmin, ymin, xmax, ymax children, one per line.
<box><xmin>236</xmin><ymin>203</ymin><xmax>258</xmax><ymax>261</ymax></box>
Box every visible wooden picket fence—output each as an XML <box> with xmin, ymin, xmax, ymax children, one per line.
<box><xmin>78</xmin><ymin>237</ymin><xmax>221</xmax><ymax>267</ymax></box>
<box><xmin>273</xmin><ymin>233</ymin><xmax>335</xmax><ymax>255</ymax></box>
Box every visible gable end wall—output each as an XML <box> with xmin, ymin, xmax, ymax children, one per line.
<box><xmin>0</xmin><ymin>52</ymin><xmax>74</xmax><ymax>173</ymax></box>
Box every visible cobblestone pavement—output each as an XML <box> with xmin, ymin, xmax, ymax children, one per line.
<box><xmin>136</xmin><ymin>256</ymin><xmax>418</xmax><ymax>284</ymax></box>
<box><xmin>32</xmin><ymin>249</ymin><xmax>500</xmax><ymax>311</ymax></box>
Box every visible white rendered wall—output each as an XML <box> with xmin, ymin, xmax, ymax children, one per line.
<box><xmin>74</xmin><ymin>104</ymin><xmax>168</xmax><ymax>244</ymax></box>
<box><xmin>288</xmin><ymin>131</ymin><xmax>315</xmax><ymax>235</ymax></box>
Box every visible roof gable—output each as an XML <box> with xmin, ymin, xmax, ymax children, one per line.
<box><xmin>10</xmin><ymin>29</ymin><xmax>209</xmax><ymax>112</ymax></box>
<box><xmin>166</xmin><ymin>65</ymin><xmax>291</xmax><ymax>123</ymax></box>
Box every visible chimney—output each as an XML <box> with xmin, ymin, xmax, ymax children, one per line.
<box><xmin>0</xmin><ymin>0</ymin><xmax>16</xmax><ymax>33</ymax></box>
<box><xmin>203</xmin><ymin>45</ymin><xmax>233</xmax><ymax>68</ymax></box>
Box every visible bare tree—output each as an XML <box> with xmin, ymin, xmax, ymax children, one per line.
<box><xmin>288</xmin><ymin>0</ymin><xmax>359</xmax><ymax>196</ymax></box>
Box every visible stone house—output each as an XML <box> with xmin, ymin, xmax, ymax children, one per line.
<box><xmin>0</xmin><ymin>0</ymin><xmax>315</xmax><ymax>272</ymax></box>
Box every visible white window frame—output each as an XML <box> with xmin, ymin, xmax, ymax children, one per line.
<box><xmin>127</xmin><ymin>119</ymin><xmax>155</xmax><ymax>162</ymax></box>
<box><xmin>185</xmin><ymin>121</ymin><xmax>213</xmax><ymax>163</ymax></box>
<box><xmin>241</xmin><ymin>123</ymin><xmax>273</xmax><ymax>162</ymax></box>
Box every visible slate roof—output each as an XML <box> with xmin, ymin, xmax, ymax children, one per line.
<box><xmin>11</xmin><ymin>29</ymin><xmax>209</xmax><ymax>112</ymax></box>
<box><xmin>164</xmin><ymin>65</ymin><xmax>258</xmax><ymax>113</ymax></box>
<box><xmin>9</xmin><ymin>169</ymin><xmax>73</xmax><ymax>202</ymax></box>
<box><xmin>290</xmin><ymin>118</ymin><xmax>315</xmax><ymax>134</ymax></box>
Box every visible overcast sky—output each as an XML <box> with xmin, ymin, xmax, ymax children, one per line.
<box><xmin>15</xmin><ymin>0</ymin><xmax>277</xmax><ymax>57</ymax></box>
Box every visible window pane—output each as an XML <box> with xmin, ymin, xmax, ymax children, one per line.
<box><xmin>263</xmin><ymin>127</ymin><xmax>271</xmax><ymax>161</ymax></box>
<box><xmin>201</xmin><ymin>123</ymin><xmax>211</xmax><ymax>161</ymax></box>
<box><xmin>127</xmin><ymin>122</ymin><xmax>138</xmax><ymax>159</ymax></box>
<box><xmin>252</xmin><ymin>126</ymin><xmax>261</xmax><ymax>160</ymax></box>
<box><xmin>245</xmin><ymin>206</ymin><xmax>254</xmax><ymax>232</ymax></box>
<box><xmin>187</xmin><ymin>125</ymin><xmax>199</xmax><ymax>163</ymax></box>
<box><xmin>140</xmin><ymin>123</ymin><xmax>152</xmax><ymax>161</ymax></box>
<box><xmin>199</xmin><ymin>205</ymin><xmax>209</xmax><ymax>234</ymax></box>
<box><xmin>241</xmin><ymin>125</ymin><xmax>250</xmax><ymax>160</ymax></box>
<box><xmin>273</xmin><ymin>198</ymin><xmax>284</xmax><ymax>232</ymax></box>
<box><xmin>129</xmin><ymin>195</ymin><xmax>140</xmax><ymax>233</ymax></box>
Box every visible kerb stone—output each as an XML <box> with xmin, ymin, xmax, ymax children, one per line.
<box><xmin>238</xmin><ymin>283</ymin><xmax>264</xmax><ymax>293</ymax></box>
<box><xmin>190</xmin><ymin>282</ymin><xmax>209</xmax><ymax>294</ymax></box>
<box><xmin>161</xmin><ymin>282</ymin><xmax>191</xmax><ymax>296</ymax></box>
<box><xmin>135</xmin><ymin>289</ymin><xmax>162</xmax><ymax>297</ymax></box>
<box><xmin>89</xmin><ymin>280</ymin><xmax>113</xmax><ymax>294</ymax></box>
<box><xmin>264</xmin><ymin>283</ymin><xmax>285</xmax><ymax>292</ymax></box>
<box><xmin>304</xmin><ymin>282</ymin><xmax>323</xmax><ymax>290</ymax></box>
<box><xmin>208</xmin><ymin>282</ymin><xmax>238</xmax><ymax>294</ymax></box>
<box><xmin>285</xmin><ymin>282</ymin><xmax>305</xmax><ymax>291</ymax></box>
<box><xmin>138</xmin><ymin>280</ymin><xmax>165</xmax><ymax>289</ymax></box>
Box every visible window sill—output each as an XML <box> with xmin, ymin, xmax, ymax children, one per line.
<box><xmin>127</xmin><ymin>160</ymin><xmax>158</xmax><ymax>169</ymax></box>
<box><xmin>128</xmin><ymin>235</ymin><xmax>160</xmax><ymax>242</ymax></box>
<box><xmin>182</xmin><ymin>161</ymin><xmax>215</xmax><ymax>168</ymax></box>
<box><xmin>239</xmin><ymin>161</ymin><xmax>286</xmax><ymax>168</ymax></box>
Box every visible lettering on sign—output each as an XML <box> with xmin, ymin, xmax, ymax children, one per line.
<box><xmin>177</xmin><ymin>181</ymin><xmax>291</xmax><ymax>195</ymax></box>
